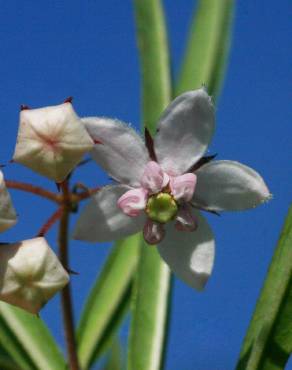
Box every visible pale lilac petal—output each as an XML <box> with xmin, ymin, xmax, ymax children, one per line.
<box><xmin>117</xmin><ymin>188</ymin><xmax>148</xmax><ymax>217</ymax></box>
<box><xmin>154</xmin><ymin>88</ymin><xmax>215</xmax><ymax>176</ymax></box>
<box><xmin>73</xmin><ymin>185</ymin><xmax>146</xmax><ymax>242</ymax></box>
<box><xmin>175</xmin><ymin>205</ymin><xmax>198</xmax><ymax>232</ymax></box>
<box><xmin>82</xmin><ymin>117</ymin><xmax>149</xmax><ymax>186</ymax></box>
<box><xmin>143</xmin><ymin>219</ymin><xmax>165</xmax><ymax>245</ymax></box>
<box><xmin>157</xmin><ymin>211</ymin><xmax>215</xmax><ymax>290</ymax></box>
<box><xmin>193</xmin><ymin>160</ymin><xmax>271</xmax><ymax>211</ymax></box>
<box><xmin>140</xmin><ymin>161</ymin><xmax>167</xmax><ymax>193</ymax></box>
<box><xmin>170</xmin><ymin>173</ymin><xmax>197</xmax><ymax>201</ymax></box>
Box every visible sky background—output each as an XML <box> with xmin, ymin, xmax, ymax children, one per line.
<box><xmin>0</xmin><ymin>1</ymin><xmax>291</xmax><ymax>369</ymax></box>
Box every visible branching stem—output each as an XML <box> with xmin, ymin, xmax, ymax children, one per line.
<box><xmin>5</xmin><ymin>180</ymin><xmax>61</xmax><ymax>203</ymax></box>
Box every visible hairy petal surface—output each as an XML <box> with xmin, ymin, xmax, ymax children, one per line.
<box><xmin>73</xmin><ymin>185</ymin><xmax>146</xmax><ymax>242</ymax></box>
<box><xmin>0</xmin><ymin>171</ymin><xmax>17</xmax><ymax>233</ymax></box>
<box><xmin>0</xmin><ymin>237</ymin><xmax>69</xmax><ymax>314</ymax></box>
<box><xmin>157</xmin><ymin>211</ymin><xmax>215</xmax><ymax>290</ymax></box>
<box><xmin>193</xmin><ymin>160</ymin><xmax>271</xmax><ymax>211</ymax></box>
<box><xmin>154</xmin><ymin>88</ymin><xmax>215</xmax><ymax>176</ymax></box>
<box><xmin>82</xmin><ymin>117</ymin><xmax>149</xmax><ymax>187</ymax></box>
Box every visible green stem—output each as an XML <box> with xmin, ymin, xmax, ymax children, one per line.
<box><xmin>58</xmin><ymin>181</ymin><xmax>79</xmax><ymax>370</ymax></box>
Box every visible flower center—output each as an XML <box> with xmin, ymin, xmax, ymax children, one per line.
<box><xmin>146</xmin><ymin>192</ymin><xmax>178</xmax><ymax>223</ymax></box>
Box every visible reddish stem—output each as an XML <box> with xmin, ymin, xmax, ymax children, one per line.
<box><xmin>73</xmin><ymin>186</ymin><xmax>100</xmax><ymax>202</ymax></box>
<box><xmin>37</xmin><ymin>207</ymin><xmax>63</xmax><ymax>237</ymax></box>
<box><xmin>58</xmin><ymin>181</ymin><xmax>80</xmax><ymax>370</ymax></box>
<box><xmin>5</xmin><ymin>180</ymin><xmax>60</xmax><ymax>203</ymax></box>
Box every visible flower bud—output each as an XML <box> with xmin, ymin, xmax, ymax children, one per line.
<box><xmin>0</xmin><ymin>171</ymin><xmax>17</xmax><ymax>233</ymax></box>
<box><xmin>0</xmin><ymin>237</ymin><xmax>69</xmax><ymax>314</ymax></box>
<box><xmin>13</xmin><ymin>102</ymin><xmax>94</xmax><ymax>182</ymax></box>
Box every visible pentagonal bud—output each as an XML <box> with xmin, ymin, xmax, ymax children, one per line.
<box><xmin>0</xmin><ymin>237</ymin><xmax>69</xmax><ymax>314</ymax></box>
<box><xmin>0</xmin><ymin>171</ymin><xmax>17</xmax><ymax>233</ymax></box>
<box><xmin>13</xmin><ymin>102</ymin><xmax>94</xmax><ymax>182</ymax></box>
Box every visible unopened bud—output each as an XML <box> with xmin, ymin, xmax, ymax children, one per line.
<box><xmin>0</xmin><ymin>237</ymin><xmax>69</xmax><ymax>314</ymax></box>
<box><xmin>13</xmin><ymin>102</ymin><xmax>94</xmax><ymax>182</ymax></box>
<box><xmin>0</xmin><ymin>171</ymin><xmax>17</xmax><ymax>233</ymax></box>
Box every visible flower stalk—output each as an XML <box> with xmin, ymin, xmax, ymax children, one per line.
<box><xmin>5</xmin><ymin>179</ymin><xmax>61</xmax><ymax>203</ymax></box>
<box><xmin>58</xmin><ymin>180</ymin><xmax>80</xmax><ymax>370</ymax></box>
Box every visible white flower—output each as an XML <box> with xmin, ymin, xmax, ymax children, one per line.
<box><xmin>0</xmin><ymin>237</ymin><xmax>69</xmax><ymax>314</ymax></box>
<box><xmin>13</xmin><ymin>101</ymin><xmax>94</xmax><ymax>182</ymax></box>
<box><xmin>0</xmin><ymin>170</ymin><xmax>17</xmax><ymax>232</ymax></box>
<box><xmin>73</xmin><ymin>88</ymin><xmax>270</xmax><ymax>290</ymax></box>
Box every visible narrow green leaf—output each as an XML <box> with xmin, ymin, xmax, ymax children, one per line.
<box><xmin>236</xmin><ymin>205</ymin><xmax>292</xmax><ymax>370</ymax></box>
<box><xmin>104</xmin><ymin>339</ymin><xmax>124</xmax><ymax>370</ymax></box>
<box><xmin>128</xmin><ymin>244</ymin><xmax>170</xmax><ymax>370</ymax></box>
<box><xmin>176</xmin><ymin>0</ymin><xmax>235</xmax><ymax>101</ymax></box>
<box><xmin>77</xmin><ymin>234</ymin><xmax>140</xmax><ymax>369</ymax></box>
<box><xmin>133</xmin><ymin>0</ymin><xmax>171</xmax><ymax>134</ymax></box>
<box><xmin>92</xmin><ymin>284</ymin><xmax>130</xmax><ymax>363</ymax></box>
<box><xmin>0</xmin><ymin>351</ymin><xmax>21</xmax><ymax>370</ymax></box>
<box><xmin>0</xmin><ymin>302</ymin><xmax>66</xmax><ymax>370</ymax></box>
<box><xmin>128</xmin><ymin>1</ymin><xmax>172</xmax><ymax>370</ymax></box>
<box><xmin>0</xmin><ymin>314</ymin><xmax>36</xmax><ymax>370</ymax></box>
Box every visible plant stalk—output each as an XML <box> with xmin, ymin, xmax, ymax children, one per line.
<box><xmin>58</xmin><ymin>181</ymin><xmax>80</xmax><ymax>370</ymax></box>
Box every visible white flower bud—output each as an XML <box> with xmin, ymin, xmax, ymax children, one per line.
<box><xmin>0</xmin><ymin>171</ymin><xmax>17</xmax><ymax>233</ymax></box>
<box><xmin>13</xmin><ymin>102</ymin><xmax>94</xmax><ymax>182</ymax></box>
<box><xmin>0</xmin><ymin>237</ymin><xmax>69</xmax><ymax>314</ymax></box>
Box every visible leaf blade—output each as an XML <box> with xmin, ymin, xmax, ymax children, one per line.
<box><xmin>0</xmin><ymin>302</ymin><xmax>66</xmax><ymax>370</ymax></box>
<box><xmin>176</xmin><ymin>0</ymin><xmax>235</xmax><ymax>101</ymax></box>
<box><xmin>236</xmin><ymin>206</ymin><xmax>292</xmax><ymax>370</ymax></box>
<box><xmin>77</xmin><ymin>234</ymin><xmax>140</xmax><ymax>369</ymax></box>
<box><xmin>128</xmin><ymin>1</ymin><xmax>172</xmax><ymax>370</ymax></box>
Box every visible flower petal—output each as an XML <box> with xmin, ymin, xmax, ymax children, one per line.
<box><xmin>157</xmin><ymin>211</ymin><xmax>215</xmax><ymax>290</ymax></box>
<box><xmin>0</xmin><ymin>171</ymin><xmax>17</xmax><ymax>233</ymax></box>
<box><xmin>82</xmin><ymin>117</ymin><xmax>149</xmax><ymax>186</ymax></box>
<box><xmin>193</xmin><ymin>160</ymin><xmax>271</xmax><ymax>211</ymax></box>
<box><xmin>73</xmin><ymin>185</ymin><xmax>146</xmax><ymax>242</ymax></box>
<box><xmin>170</xmin><ymin>173</ymin><xmax>197</xmax><ymax>201</ymax></box>
<box><xmin>140</xmin><ymin>161</ymin><xmax>168</xmax><ymax>193</ymax></box>
<box><xmin>117</xmin><ymin>188</ymin><xmax>148</xmax><ymax>217</ymax></box>
<box><xmin>0</xmin><ymin>237</ymin><xmax>69</xmax><ymax>314</ymax></box>
<box><xmin>154</xmin><ymin>88</ymin><xmax>215</xmax><ymax>176</ymax></box>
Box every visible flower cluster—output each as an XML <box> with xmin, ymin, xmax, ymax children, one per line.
<box><xmin>0</xmin><ymin>171</ymin><xmax>69</xmax><ymax>313</ymax></box>
<box><xmin>0</xmin><ymin>88</ymin><xmax>270</xmax><ymax>314</ymax></box>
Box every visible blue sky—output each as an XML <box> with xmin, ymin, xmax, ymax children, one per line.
<box><xmin>0</xmin><ymin>1</ymin><xmax>291</xmax><ymax>369</ymax></box>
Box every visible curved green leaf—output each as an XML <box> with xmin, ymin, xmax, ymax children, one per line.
<box><xmin>128</xmin><ymin>244</ymin><xmax>170</xmax><ymax>370</ymax></box>
<box><xmin>0</xmin><ymin>302</ymin><xmax>66</xmax><ymax>370</ymax></box>
<box><xmin>176</xmin><ymin>0</ymin><xmax>235</xmax><ymax>101</ymax></box>
<box><xmin>0</xmin><ymin>314</ymin><xmax>36</xmax><ymax>370</ymax></box>
<box><xmin>104</xmin><ymin>339</ymin><xmax>124</xmax><ymax>370</ymax></box>
<box><xmin>77</xmin><ymin>234</ymin><xmax>140</xmax><ymax>369</ymax></box>
<box><xmin>236</xmin><ymin>205</ymin><xmax>292</xmax><ymax>370</ymax></box>
<box><xmin>128</xmin><ymin>1</ymin><xmax>172</xmax><ymax>370</ymax></box>
<box><xmin>133</xmin><ymin>0</ymin><xmax>171</xmax><ymax>135</ymax></box>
